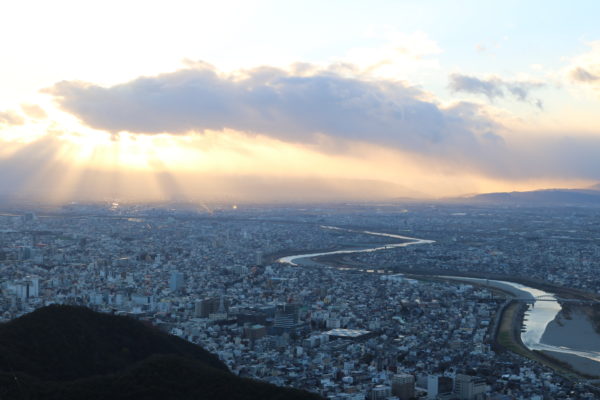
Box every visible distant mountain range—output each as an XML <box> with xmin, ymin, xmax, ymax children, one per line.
<box><xmin>0</xmin><ymin>305</ymin><xmax>322</xmax><ymax>400</ymax></box>
<box><xmin>462</xmin><ymin>184</ymin><xmax>600</xmax><ymax>205</ymax></box>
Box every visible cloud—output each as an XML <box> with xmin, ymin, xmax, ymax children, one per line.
<box><xmin>570</xmin><ymin>67</ymin><xmax>599</xmax><ymax>83</ymax></box>
<box><xmin>341</xmin><ymin>30</ymin><xmax>441</xmax><ymax>79</ymax></box>
<box><xmin>0</xmin><ymin>110</ymin><xmax>25</xmax><ymax>126</ymax></box>
<box><xmin>566</xmin><ymin>41</ymin><xmax>600</xmax><ymax>89</ymax></box>
<box><xmin>448</xmin><ymin>74</ymin><xmax>503</xmax><ymax>99</ymax></box>
<box><xmin>45</xmin><ymin>64</ymin><xmax>499</xmax><ymax>157</ymax></box>
<box><xmin>448</xmin><ymin>73</ymin><xmax>545</xmax><ymax>108</ymax></box>
<box><xmin>504</xmin><ymin>135</ymin><xmax>600</xmax><ymax>181</ymax></box>
<box><xmin>21</xmin><ymin>104</ymin><xmax>48</xmax><ymax>119</ymax></box>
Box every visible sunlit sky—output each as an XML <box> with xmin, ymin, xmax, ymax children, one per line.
<box><xmin>2</xmin><ymin>0</ymin><xmax>600</xmax><ymax>203</ymax></box>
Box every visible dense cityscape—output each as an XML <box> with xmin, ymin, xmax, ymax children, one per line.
<box><xmin>2</xmin><ymin>203</ymin><xmax>600</xmax><ymax>399</ymax></box>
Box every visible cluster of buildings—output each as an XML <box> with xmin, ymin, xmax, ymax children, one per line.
<box><xmin>347</xmin><ymin>206</ymin><xmax>600</xmax><ymax>295</ymax></box>
<box><xmin>0</xmin><ymin>203</ymin><xmax>599</xmax><ymax>399</ymax></box>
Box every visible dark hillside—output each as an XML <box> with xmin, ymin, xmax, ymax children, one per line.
<box><xmin>0</xmin><ymin>305</ymin><xmax>227</xmax><ymax>380</ymax></box>
<box><xmin>0</xmin><ymin>306</ymin><xmax>322</xmax><ymax>400</ymax></box>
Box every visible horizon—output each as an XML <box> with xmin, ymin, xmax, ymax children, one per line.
<box><xmin>2</xmin><ymin>1</ymin><xmax>600</xmax><ymax>202</ymax></box>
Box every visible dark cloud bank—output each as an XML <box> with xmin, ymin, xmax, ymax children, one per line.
<box><xmin>46</xmin><ymin>64</ymin><xmax>501</xmax><ymax>158</ymax></box>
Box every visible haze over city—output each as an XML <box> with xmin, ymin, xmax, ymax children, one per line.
<box><xmin>2</xmin><ymin>1</ymin><xmax>600</xmax><ymax>203</ymax></box>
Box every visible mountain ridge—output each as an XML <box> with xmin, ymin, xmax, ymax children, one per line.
<box><xmin>457</xmin><ymin>184</ymin><xmax>600</xmax><ymax>205</ymax></box>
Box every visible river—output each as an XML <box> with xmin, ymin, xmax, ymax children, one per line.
<box><xmin>277</xmin><ymin>225</ymin><xmax>434</xmax><ymax>266</ymax></box>
<box><xmin>278</xmin><ymin>225</ymin><xmax>600</xmax><ymax>373</ymax></box>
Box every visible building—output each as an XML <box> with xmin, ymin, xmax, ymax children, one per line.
<box><xmin>392</xmin><ymin>373</ymin><xmax>415</xmax><ymax>399</ymax></box>
<box><xmin>255</xmin><ymin>250</ymin><xmax>263</xmax><ymax>265</ymax></box>
<box><xmin>427</xmin><ymin>375</ymin><xmax>453</xmax><ymax>399</ymax></box>
<box><xmin>244</xmin><ymin>324</ymin><xmax>267</xmax><ymax>340</ymax></box>
<box><xmin>11</xmin><ymin>276</ymin><xmax>40</xmax><ymax>300</ymax></box>
<box><xmin>454</xmin><ymin>374</ymin><xmax>486</xmax><ymax>400</ymax></box>
<box><xmin>169</xmin><ymin>271</ymin><xmax>184</xmax><ymax>292</ymax></box>
<box><xmin>195</xmin><ymin>297</ymin><xmax>229</xmax><ymax>318</ymax></box>
<box><xmin>24</xmin><ymin>275</ymin><xmax>40</xmax><ymax>298</ymax></box>
<box><xmin>370</xmin><ymin>385</ymin><xmax>392</xmax><ymax>400</ymax></box>
<box><xmin>19</xmin><ymin>246</ymin><xmax>32</xmax><ymax>261</ymax></box>
<box><xmin>273</xmin><ymin>303</ymin><xmax>300</xmax><ymax>329</ymax></box>
<box><xmin>209</xmin><ymin>296</ymin><xmax>228</xmax><ymax>320</ymax></box>
<box><xmin>324</xmin><ymin>328</ymin><xmax>373</xmax><ymax>341</ymax></box>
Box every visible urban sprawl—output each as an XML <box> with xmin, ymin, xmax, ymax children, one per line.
<box><xmin>1</xmin><ymin>203</ymin><xmax>600</xmax><ymax>400</ymax></box>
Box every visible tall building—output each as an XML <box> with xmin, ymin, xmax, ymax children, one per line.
<box><xmin>244</xmin><ymin>324</ymin><xmax>267</xmax><ymax>340</ymax></box>
<box><xmin>370</xmin><ymin>385</ymin><xmax>392</xmax><ymax>400</ymax></box>
<box><xmin>25</xmin><ymin>275</ymin><xmax>40</xmax><ymax>297</ymax></box>
<box><xmin>454</xmin><ymin>374</ymin><xmax>486</xmax><ymax>400</ymax></box>
<box><xmin>12</xmin><ymin>276</ymin><xmax>41</xmax><ymax>300</ymax></box>
<box><xmin>195</xmin><ymin>297</ymin><xmax>229</xmax><ymax>318</ymax></box>
<box><xmin>273</xmin><ymin>303</ymin><xmax>300</xmax><ymax>329</ymax></box>
<box><xmin>255</xmin><ymin>250</ymin><xmax>263</xmax><ymax>265</ymax></box>
<box><xmin>427</xmin><ymin>375</ymin><xmax>453</xmax><ymax>399</ymax></box>
<box><xmin>21</xmin><ymin>212</ymin><xmax>36</xmax><ymax>224</ymax></box>
<box><xmin>391</xmin><ymin>373</ymin><xmax>415</xmax><ymax>400</ymax></box>
<box><xmin>19</xmin><ymin>246</ymin><xmax>32</xmax><ymax>261</ymax></box>
<box><xmin>169</xmin><ymin>271</ymin><xmax>184</xmax><ymax>292</ymax></box>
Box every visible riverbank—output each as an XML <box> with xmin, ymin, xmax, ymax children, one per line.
<box><xmin>494</xmin><ymin>301</ymin><xmax>596</xmax><ymax>380</ymax></box>
<box><xmin>543</xmin><ymin>351</ymin><xmax>600</xmax><ymax>377</ymax></box>
<box><xmin>427</xmin><ymin>276</ymin><xmax>600</xmax><ymax>380</ymax></box>
<box><xmin>537</xmin><ymin>309</ymin><xmax>600</xmax><ymax>376</ymax></box>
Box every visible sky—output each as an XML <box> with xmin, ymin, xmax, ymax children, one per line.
<box><xmin>2</xmin><ymin>0</ymin><xmax>600</xmax><ymax>203</ymax></box>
